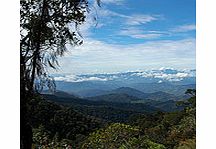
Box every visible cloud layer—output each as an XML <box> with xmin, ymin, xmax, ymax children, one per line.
<box><xmin>53</xmin><ymin>68</ymin><xmax>196</xmax><ymax>82</ymax></box>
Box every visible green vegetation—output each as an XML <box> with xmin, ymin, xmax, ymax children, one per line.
<box><xmin>130</xmin><ymin>89</ymin><xmax>196</xmax><ymax>149</ymax></box>
<box><xmin>29</xmin><ymin>89</ymin><xmax>195</xmax><ymax>148</ymax></box>
<box><xmin>82</xmin><ymin>123</ymin><xmax>165</xmax><ymax>149</ymax></box>
<box><xmin>42</xmin><ymin>93</ymin><xmax>159</xmax><ymax>123</ymax></box>
<box><xmin>29</xmin><ymin>95</ymin><xmax>105</xmax><ymax>148</ymax></box>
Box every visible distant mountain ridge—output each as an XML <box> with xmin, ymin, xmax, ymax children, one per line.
<box><xmin>108</xmin><ymin>87</ymin><xmax>148</xmax><ymax>99</ymax></box>
<box><xmin>52</xmin><ymin>68</ymin><xmax>195</xmax><ymax>98</ymax></box>
<box><xmin>107</xmin><ymin>87</ymin><xmax>179</xmax><ymax>101</ymax></box>
<box><xmin>54</xmin><ymin>81</ymin><xmax>195</xmax><ymax>98</ymax></box>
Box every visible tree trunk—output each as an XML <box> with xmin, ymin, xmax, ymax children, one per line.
<box><xmin>21</xmin><ymin>1</ymin><xmax>47</xmax><ymax>148</ymax></box>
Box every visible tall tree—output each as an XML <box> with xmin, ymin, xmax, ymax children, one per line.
<box><xmin>20</xmin><ymin>0</ymin><xmax>99</xmax><ymax>148</ymax></box>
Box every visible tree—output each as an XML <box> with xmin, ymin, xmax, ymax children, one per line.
<box><xmin>20</xmin><ymin>0</ymin><xmax>100</xmax><ymax>148</ymax></box>
<box><xmin>20</xmin><ymin>0</ymin><xmax>91</xmax><ymax>93</ymax></box>
<box><xmin>177</xmin><ymin>89</ymin><xmax>196</xmax><ymax>108</ymax></box>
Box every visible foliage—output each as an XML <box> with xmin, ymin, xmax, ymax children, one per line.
<box><xmin>20</xmin><ymin>0</ymin><xmax>100</xmax><ymax>92</ymax></box>
<box><xmin>175</xmin><ymin>139</ymin><xmax>196</xmax><ymax>149</ymax></box>
<box><xmin>81</xmin><ymin>123</ymin><xmax>139</xmax><ymax>148</ymax></box>
<box><xmin>32</xmin><ymin>125</ymin><xmax>51</xmax><ymax>147</ymax></box>
<box><xmin>119</xmin><ymin>138</ymin><xmax>166</xmax><ymax>149</ymax></box>
<box><xmin>43</xmin><ymin>93</ymin><xmax>158</xmax><ymax>123</ymax></box>
<box><xmin>81</xmin><ymin>123</ymin><xmax>165</xmax><ymax>149</ymax></box>
<box><xmin>29</xmin><ymin>95</ymin><xmax>104</xmax><ymax>147</ymax></box>
<box><xmin>128</xmin><ymin>90</ymin><xmax>196</xmax><ymax>149</ymax></box>
<box><xmin>30</xmin><ymin>90</ymin><xmax>196</xmax><ymax>149</ymax></box>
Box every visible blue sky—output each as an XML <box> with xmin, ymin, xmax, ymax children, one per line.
<box><xmin>52</xmin><ymin>0</ymin><xmax>196</xmax><ymax>75</ymax></box>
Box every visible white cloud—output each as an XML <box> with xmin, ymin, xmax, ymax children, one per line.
<box><xmin>91</xmin><ymin>2</ymin><xmax>161</xmax><ymax>26</ymax></box>
<box><xmin>133</xmin><ymin>69</ymin><xmax>195</xmax><ymax>82</ymax></box>
<box><xmin>54</xmin><ymin>75</ymin><xmax>78</xmax><ymax>82</ymax></box>
<box><xmin>76</xmin><ymin>6</ymin><xmax>163</xmax><ymax>40</ymax></box>
<box><xmin>153</xmin><ymin>73</ymin><xmax>187</xmax><ymax>81</ymax></box>
<box><xmin>116</xmin><ymin>23</ymin><xmax>195</xmax><ymax>39</ymax></box>
<box><xmin>125</xmin><ymin>14</ymin><xmax>161</xmax><ymax>25</ymax></box>
<box><xmin>97</xmin><ymin>8</ymin><xmax>127</xmax><ymax>18</ymax></box>
<box><xmin>117</xmin><ymin>24</ymin><xmax>195</xmax><ymax>39</ymax></box>
<box><xmin>118</xmin><ymin>27</ymin><xmax>166</xmax><ymax>39</ymax></box>
<box><xmin>158</xmin><ymin>80</ymin><xmax>163</xmax><ymax>83</ymax></box>
<box><xmin>52</xmin><ymin>38</ymin><xmax>195</xmax><ymax>74</ymax></box>
<box><xmin>100</xmin><ymin>0</ymin><xmax>125</xmax><ymax>5</ymax></box>
<box><xmin>96</xmin><ymin>8</ymin><xmax>161</xmax><ymax>26</ymax></box>
<box><xmin>171</xmin><ymin>24</ymin><xmax>196</xmax><ymax>33</ymax></box>
<box><xmin>130</xmin><ymin>34</ymin><xmax>161</xmax><ymax>39</ymax></box>
<box><xmin>54</xmin><ymin>75</ymin><xmax>109</xmax><ymax>82</ymax></box>
<box><xmin>78</xmin><ymin>77</ymin><xmax>109</xmax><ymax>82</ymax></box>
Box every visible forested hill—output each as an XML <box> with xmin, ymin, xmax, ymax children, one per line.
<box><xmin>29</xmin><ymin>95</ymin><xmax>106</xmax><ymax>148</ymax></box>
<box><xmin>30</xmin><ymin>89</ymin><xmax>195</xmax><ymax>148</ymax></box>
<box><xmin>42</xmin><ymin>93</ymin><xmax>160</xmax><ymax>123</ymax></box>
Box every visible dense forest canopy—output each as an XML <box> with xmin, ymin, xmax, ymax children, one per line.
<box><xmin>29</xmin><ymin>90</ymin><xmax>196</xmax><ymax>148</ymax></box>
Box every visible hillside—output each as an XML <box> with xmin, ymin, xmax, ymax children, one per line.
<box><xmin>73</xmin><ymin>89</ymin><xmax>108</xmax><ymax>98</ymax></box>
<box><xmin>129</xmin><ymin>82</ymin><xmax>195</xmax><ymax>97</ymax></box>
<box><xmin>107</xmin><ymin>87</ymin><xmax>149</xmax><ymax>99</ymax></box>
<box><xmin>86</xmin><ymin>87</ymin><xmax>179</xmax><ymax>102</ymax></box>
<box><xmin>28</xmin><ymin>95</ymin><xmax>105</xmax><ymax>148</ymax></box>
<box><xmin>41</xmin><ymin>90</ymin><xmax>78</xmax><ymax>98</ymax></box>
<box><xmin>42</xmin><ymin>93</ymin><xmax>160</xmax><ymax>122</ymax></box>
<box><xmin>34</xmin><ymin>89</ymin><xmax>195</xmax><ymax>148</ymax></box>
<box><xmin>86</xmin><ymin>93</ymin><xmax>142</xmax><ymax>103</ymax></box>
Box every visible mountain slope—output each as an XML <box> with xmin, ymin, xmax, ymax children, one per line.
<box><xmin>41</xmin><ymin>90</ymin><xmax>78</xmax><ymax>98</ymax></box>
<box><xmin>143</xmin><ymin>91</ymin><xmax>178</xmax><ymax>101</ymax></box>
<box><xmin>108</xmin><ymin>87</ymin><xmax>147</xmax><ymax>99</ymax></box>
<box><xmin>129</xmin><ymin>82</ymin><xmax>195</xmax><ymax>97</ymax></box>
<box><xmin>42</xmin><ymin>94</ymin><xmax>160</xmax><ymax>122</ymax></box>
<box><xmin>89</xmin><ymin>87</ymin><xmax>179</xmax><ymax>102</ymax></box>
<box><xmin>86</xmin><ymin>93</ymin><xmax>142</xmax><ymax>103</ymax></box>
<box><xmin>73</xmin><ymin>89</ymin><xmax>109</xmax><ymax>98</ymax></box>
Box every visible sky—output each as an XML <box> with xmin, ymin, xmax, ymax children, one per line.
<box><xmin>51</xmin><ymin>0</ymin><xmax>196</xmax><ymax>75</ymax></box>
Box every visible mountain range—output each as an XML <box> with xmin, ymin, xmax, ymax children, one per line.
<box><xmin>41</xmin><ymin>68</ymin><xmax>195</xmax><ymax>117</ymax></box>
<box><xmin>51</xmin><ymin>68</ymin><xmax>195</xmax><ymax>98</ymax></box>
